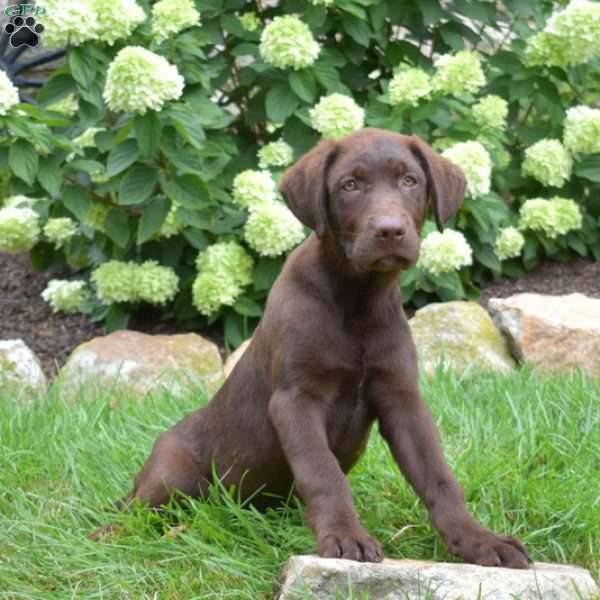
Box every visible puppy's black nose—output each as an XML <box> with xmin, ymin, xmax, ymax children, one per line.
<box><xmin>374</xmin><ymin>217</ymin><xmax>406</xmax><ymax>240</ymax></box>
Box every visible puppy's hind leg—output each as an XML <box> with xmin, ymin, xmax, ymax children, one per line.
<box><xmin>90</xmin><ymin>431</ymin><xmax>210</xmax><ymax>540</ymax></box>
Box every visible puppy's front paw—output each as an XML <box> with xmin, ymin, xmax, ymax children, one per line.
<box><xmin>318</xmin><ymin>528</ymin><xmax>384</xmax><ymax>562</ymax></box>
<box><xmin>448</xmin><ymin>527</ymin><xmax>531</xmax><ymax>569</ymax></box>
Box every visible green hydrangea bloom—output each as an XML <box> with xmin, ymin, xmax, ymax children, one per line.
<box><xmin>0</xmin><ymin>70</ymin><xmax>19</xmax><ymax>116</ymax></box>
<box><xmin>158</xmin><ymin>204</ymin><xmax>182</xmax><ymax>238</ymax></box>
<box><xmin>432</xmin><ymin>51</ymin><xmax>485</xmax><ymax>96</ymax></box>
<box><xmin>258</xmin><ymin>140</ymin><xmax>294</xmax><ymax>169</ymax></box>
<box><xmin>310</xmin><ymin>93</ymin><xmax>365</xmax><ymax>139</ymax></box>
<box><xmin>84</xmin><ymin>203</ymin><xmax>109</xmax><ymax>232</ymax></box>
<box><xmin>244</xmin><ymin>201</ymin><xmax>305</xmax><ymax>257</ymax></box>
<box><xmin>41</xmin><ymin>280</ymin><xmax>89</xmax><ymax>314</ymax></box>
<box><xmin>44</xmin><ymin>218</ymin><xmax>78</xmax><ymax>249</ymax></box>
<box><xmin>103</xmin><ymin>46</ymin><xmax>184</xmax><ymax>115</ymax></box>
<box><xmin>519</xmin><ymin>197</ymin><xmax>582</xmax><ymax>239</ymax></box>
<box><xmin>524</xmin><ymin>1</ymin><xmax>600</xmax><ymax>67</ymax></box>
<box><xmin>232</xmin><ymin>169</ymin><xmax>277</xmax><ymax>209</ymax></box>
<box><xmin>494</xmin><ymin>227</ymin><xmax>525</xmax><ymax>260</ymax></box>
<box><xmin>151</xmin><ymin>0</ymin><xmax>200</xmax><ymax>42</ymax></box>
<box><xmin>417</xmin><ymin>229</ymin><xmax>473</xmax><ymax>276</ymax></box>
<box><xmin>41</xmin><ymin>0</ymin><xmax>99</xmax><ymax>48</ymax></box>
<box><xmin>92</xmin><ymin>260</ymin><xmax>137</xmax><ymax>303</ymax></box>
<box><xmin>93</xmin><ymin>0</ymin><xmax>146</xmax><ymax>45</ymax></box>
<box><xmin>522</xmin><ymin>139</ymin><xmax>572</xmax><ymax>188</ymax></box>
<box><xmin>472</xmin><ymin>95</ymin><xmax>508</xmax><ymax>130</ymax></box>
<box><xmin>192</xmin><ymin>241</ymin><xmax>254</xmax><ymax>316</ymax></box>
<box><xmin>388</xmin><ymin>67</ymin><xmax>432</xmax><ymax>107</ymax></box>
<box><xmin>239</xmin><ymin>11</ymin><xmax>260</xmax><ymax>32</ymax></box>
<box><xmin>563</xmin><ymin>106</ymin><xmax>600</xmax><ymax>154</ymax></box>
<box><xmin>0</xmin><ymin>207</ymin><xmax>40</xmax><ymax>253</ymax></box>
<box><xmin>73</xmin><ymin>127</ymin><xmax>105</xmax><ymax>148</ymax></box>
<box><xmin>442</xmin><ymin>141</ymin><xmax>491</xmax><ymax>198</ymax></box>
<box><xmin>135</xmin><ymin>260</ymin><xmax>179</xmax><ymax>305</ymax></box>
<box><xmin>47</xmin><ymin>94</ymin><xmax>78</xmax><ymax>116</ymax></box>
<box><xmin>259</xmin><ymin>15</ymin><xmax>320</xmax><ymax>70</ymax></box>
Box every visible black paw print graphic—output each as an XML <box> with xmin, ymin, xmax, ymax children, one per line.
<box><xmin>4</xmin><ymin>16</ymin><xmax>45</xmax><ymax>48</ymax></box>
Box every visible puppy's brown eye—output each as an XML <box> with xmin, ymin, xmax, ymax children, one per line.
<box><xmin>342</xmin><ymin>179</ymin><xmax>358</xmax><ymax>192</ymax></box>
<box><xmin>402</xmin><ymin>175</ymin><xmax>418</xmax><ymax>187</ymax></box>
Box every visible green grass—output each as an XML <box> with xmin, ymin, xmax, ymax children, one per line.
<box><xmin>1</xmin><ymin>368</ymin><xmax>598</xmax><ymax>599</ymax></box>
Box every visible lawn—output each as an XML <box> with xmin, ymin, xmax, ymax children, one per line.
<box><xmin>1</xmin><ymin>368</ymin><xmax>598</xmax><ymax>599</ymax></box>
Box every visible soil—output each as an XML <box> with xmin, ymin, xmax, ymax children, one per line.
<box><xmin>1</xmin><ymin>252</ymin><xmax>599</xmax><ymax>380</ymax></box>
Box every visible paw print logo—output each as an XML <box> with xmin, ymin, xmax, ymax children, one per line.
<box><xmin>4</xmin><ymin>16</ymin><xmax>45</xmax><ymax>48</ymax></box>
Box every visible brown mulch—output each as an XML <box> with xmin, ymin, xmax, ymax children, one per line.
<box><xmin>1</xmin><ymin>252</ymin><xmax>599</xmax><ymax>380</ymax></box>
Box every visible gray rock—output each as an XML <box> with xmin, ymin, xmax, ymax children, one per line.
<box><xmin>409</xmin><ymin>301</ymin><xmax>516</xmax><ymax>376</ymax></box>
<box><xmin>58</xmin><ymin>330</ymin><xmax>223</xmax><ymax>400</ymax></box>
<box><xmin>488</xmin><ymin>293</ymin><xmax>600</xmax><ymax>377</ymax></box>
<box><xmin>0</xmin><ymin>339</ymin><xmax>47</xmax><ymax>394</ymax></box>
<box><xmin>276</xmin><ymin>555</ymin><xmax>599</xmax><ymax>600</ymax></box>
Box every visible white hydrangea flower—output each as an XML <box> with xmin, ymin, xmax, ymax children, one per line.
<box><xmin>259</xmin><ymin>15</ymin><xmax>320</xmax><ymax>70</ymax></box>
<box><xmin>41</xmin><ymin>0</ymin><xmax>99</xmax><ymax>48</ymax></box>
<box><xmin>103</xmin><ymin>46</ymin><xmax>184</xmax><ymax>115</ymax></box>
<box><xmin>42</xmin><ymin>280</ymin><xmax>89</xmax><ymax>313</ymax></box>
<box><xmin>239</xmin><ymin>11</ymin><xmax>260</xmax><ymax>32</ymax></box>
<box><xmin>472</xmin><ymin>95</ymin><xmax>509</xmax><ymax>130</ymax></box>
<box><xmin>158</xmin><ymin>204</ymin><xmax>182</xmax><ymax>238</ymax></box>
<box><xmin>151</xmin><ymin>0</ymin><xmax>200</xmax><ymax>42</ymax></box>
<box><xmin>563</xmin><ymin>106</ymin><xmax>600</xmax><ymax>155</ymax></box>
<box><xmin>3</xmin><ymin>195</ymin><xmax>37</xmax><ymax>208</ymax></box>
<box><xmin>92</xmin><ymin>260</ymin><xmax>137</xmax><ymax>303</ymax></box>
<box><xmin>432</xmin><ymin>51</ymin><xmax>485</xmax><ymax>96</ymax></box>
<box><xmin>135</xmin><ymin>260</ymin><xmax>179</xmax><ymax>305</ymax></box>
<box><xmin>524</xmin><ymin>0</ymin><xmax>600</xmax><ymax>67</ymax></box>
<box><xmin>258</xmin><ymin>140</ymin><xmax>294</xmax><ymax>169</ymax></box>
<box><xmin>442</xmin><ymin>141</ymin><xmax>492</xmax><ymax>198</ymax></box>
<box><xmin>0</xmin><ymin>206</ymin><xmax>40</xmax><ymax>253</ymax></box>
<box><xmin>0</xmin><ymin>70</ymin><xmax>19</xmax><ymax>116</ymax></box>
<box><xmin>494</xmin><ymin>226</ymin><xmax>525</xmax><ymax>260</ymax></box>
<box><xmin>310</xmin><ymin>94</ymin><xmax>365</xmax><ymax>139</ymax></box>
<box><xmin>244</xmin><ymin>201</ymin><xmax>305</xmax><ymax>257</ymax></box>
<box><xmin>192</xmin><ymin>271</ymin><xmax>242</xmax><ymax>316</ymax></box>
<box><xmin>44</xmin><ymin>218</ymin><xmax>78</xmax><ymax>249</ymax></box>
<box><xmin>418</xmin><ymin>229</ymin><xmax>473</xmax><ymax>276</ymax></box>
<box><xmin>93</xmin><ymin>0</ymin><xmax>146</xmax><ymax>45</ymax></box>
<box><xmin>232</xmin><ymin>169</ymin><xmax>277</xmax><ymax>208</ymax></box>
<box><xmin>522</xmin><ymin>139</ymin><xmax>572</xmax><ymax>188</ymax></box>
<box><xmin>519</xmin><ymin>197</ymin><xmax>582</xmax><ymax>239</ymax></box>
<box><xmin>388</xmin><ymin>67</ymin><xmax>432</xmax><ymax>107</ymax></box>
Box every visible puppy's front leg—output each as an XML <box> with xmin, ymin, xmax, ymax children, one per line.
<box><xmin>269</xmin><ymin>389</ymin><xmax>383</xmax><ymax>562</ymax></box>
<box><xmin>369</xmin><ymin>377</ymin><xmax>531</xmax><ymax>569</ymax></box>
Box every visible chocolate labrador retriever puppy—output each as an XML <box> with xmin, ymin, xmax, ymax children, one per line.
<box><xmin>94</xmin><ymin>128</ymin><xmax>530</xmax><ymax>568</ymax></box>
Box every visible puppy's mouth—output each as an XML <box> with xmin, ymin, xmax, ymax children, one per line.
<box><xmin>370</xmin><ymin>254</ymin><xmax>412</xmax><ymax>271</ymax></box>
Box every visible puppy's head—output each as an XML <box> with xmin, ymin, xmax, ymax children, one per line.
<box><xmin>280</xmin><ymin>128</ymin><xmax>466</xmax><ymax>272</ymax></box>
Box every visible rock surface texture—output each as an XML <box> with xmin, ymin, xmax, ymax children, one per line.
<box><xmin>0</xmin><ymin>339</ymin><xmax>47</xmax><ymax>394</ymax></box>
<box><xmin>276</xmin><ymin>555</ymin><xmax>600</xmax><ymax>600</ymax></box>
<box><xmin>59</xmin><ymin>331</ymin><xmax>223</xmax><ymax>397</ymax></box>
<box><xmin>488</xmin><ymin>293</ymin><xmax>600</xmax><ymax>377</ymax></box>
<box><xmin>409</xmin><ymin>301</ymin><xmax>516</xmax><ymax>375</ymax></box>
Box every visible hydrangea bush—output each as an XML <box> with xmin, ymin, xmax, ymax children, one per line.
<box><xmin>1</xmin><ymin>0</ymin><xmax>600</xmax><ymax>343</ymax></box>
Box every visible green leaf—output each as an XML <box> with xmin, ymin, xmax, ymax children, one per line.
<box><xmin>37</xmin><ymin>74</ymin><xmax>77</xmax><ymax>107</ymax></box>
<box><xmin>224</xmin><ymin>312</ymin><xmax>244</xmax><ymax>347</ymax></box>
<box><xmin>265</xmin><ymin>83</ymin><xmax>299</xmax><ymax>123</ymax></box>
<box><xmin>134</xmin><ymin>112</ymin><xmax>161</xmax><ymax>159</ymax></box>
<box><xmin>289</xmin><ymin>70</ymin><xmax>317</xmax><ymax>103</ymax></box>
<box><xmin>163</xmin><ymin>174</ymin><xmax>210</xmax><ymax>209</ymax></box>
<box><xmin>107</xmin><ymin>139</ymin><xmax>140</xmax><ymax>177</ymax></box>
<box><xmin>182</xmin><ymin>227</ymin><xmax>209</xmax><ymax>250</ymax></box>
<box><xmin>574</xmin><ymin>155</ymin><xmax>600</xmax><ymax>182</ymax></box>
<box><xmin>341</xmin><ymin>13</ymin><xmax>371</xmax><ymax>45</ymax></box>
<box><xmin>253</xmin><ymin>257</ymin><xmax>282</xmax><ymax>291</ymax></box>
<box><xmin>233</xmin><ymin>297</ymin><xmax>263</xmax><ymax>317</ymax></box>
<box><xmin>476</xmin><ymin>246</ymin><xmax>502</xmax><ymax>272</ymax></box>
<box><xmin>168</xmin><ymin>104</ymin><xmax>206</xmax><ymax>149</ymax></box>
<box><xmin>68</xmin><ymin>47</ymin><xmax>97</xmax><ymax>89</ymax></box>
<box><xmin>118</xmin><ymin>166</ymin><xmax>158</xmax><ymax>205</ymax></box>
<box><xmin>37</xmin><ymin>155</ymin><xmax>63</xmax><ymax>197</ymax></box>
<box><xmin>9</xmin><ymin>140</ymin><xmax>38</xmax><ymax>186</ymax></box>
<box><xmin>106</xmin><ymin>304</ymin><xmax>130</xmax><ymax>332</ymax></box>
<box><xmin>313</xmin><ymin>62</ymin><xmax>347</xmax><ymax>93</ymax></box>
<box><xmin>62</xmin><ymin>185</ymin><xmax>92</xmax><ymax>221</ymax></box>
<box><xmin>105</xmin><ymin>209</ymin><xmax>131</xmax><ymax>248</ymax></box>
<box><xmin>137</xmin><ymin>197</ymin><xmax>170</xmax><ymax>244</ymax></box>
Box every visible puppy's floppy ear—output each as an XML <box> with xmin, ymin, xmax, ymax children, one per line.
<box><xmin>409</xmin><ymin>136</ymin><xmax>467</xmax><ymax>232</ymax></box>
<box><xmin>279</xmin><ymin>139</ymin><xmax>338</xmax><ymax>238</ymax></box>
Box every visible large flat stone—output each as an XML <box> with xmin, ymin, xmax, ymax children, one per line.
<box><xmin>276</xmin><ymin>555</ymin><xmax>599</xmax><ymax>600</ymax></box>
<box><xmin>0</xmin><ymin>339</ymin><xmax>47</xmax><ymax>395</ymax></box>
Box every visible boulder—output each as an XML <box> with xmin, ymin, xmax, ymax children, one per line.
<box><xmin>409</xmin><ymin>301</ymin><xmax>516</xmax><ymax>375</ymax></box>
<box><xmin>0</xmin><ymin>339</ymin><xmax>47</xmax><ymax>394</ymax></box>
<box><xmin>58</xmin><ymin>331</ymin><xmax>223</xmax><ymax>399</ymax></box>
<box><xmin>223</xmin><ymin>339</ymin><xmax>252</xmax><ymax>378</ymax></box>
<box><xmin>276</xmin><ymin>555</ymin><xmax>599</xmax><ymax>600</ymax></box>
<box><xmin>488</xmin><ymin>293</ymin><xmax>600</xmax><ymax>377</ymax></box>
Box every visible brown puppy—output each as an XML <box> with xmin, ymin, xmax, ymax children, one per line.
<box><xmin>94</xmin><ymin>128</ymin><xmax>531</xmax><ymax>568</ymax></box>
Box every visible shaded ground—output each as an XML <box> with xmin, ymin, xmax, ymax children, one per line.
<box><xmin>1</xmin><ymin>252</ymin><xmax>599</xmax><ymax>379</ymax></box>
